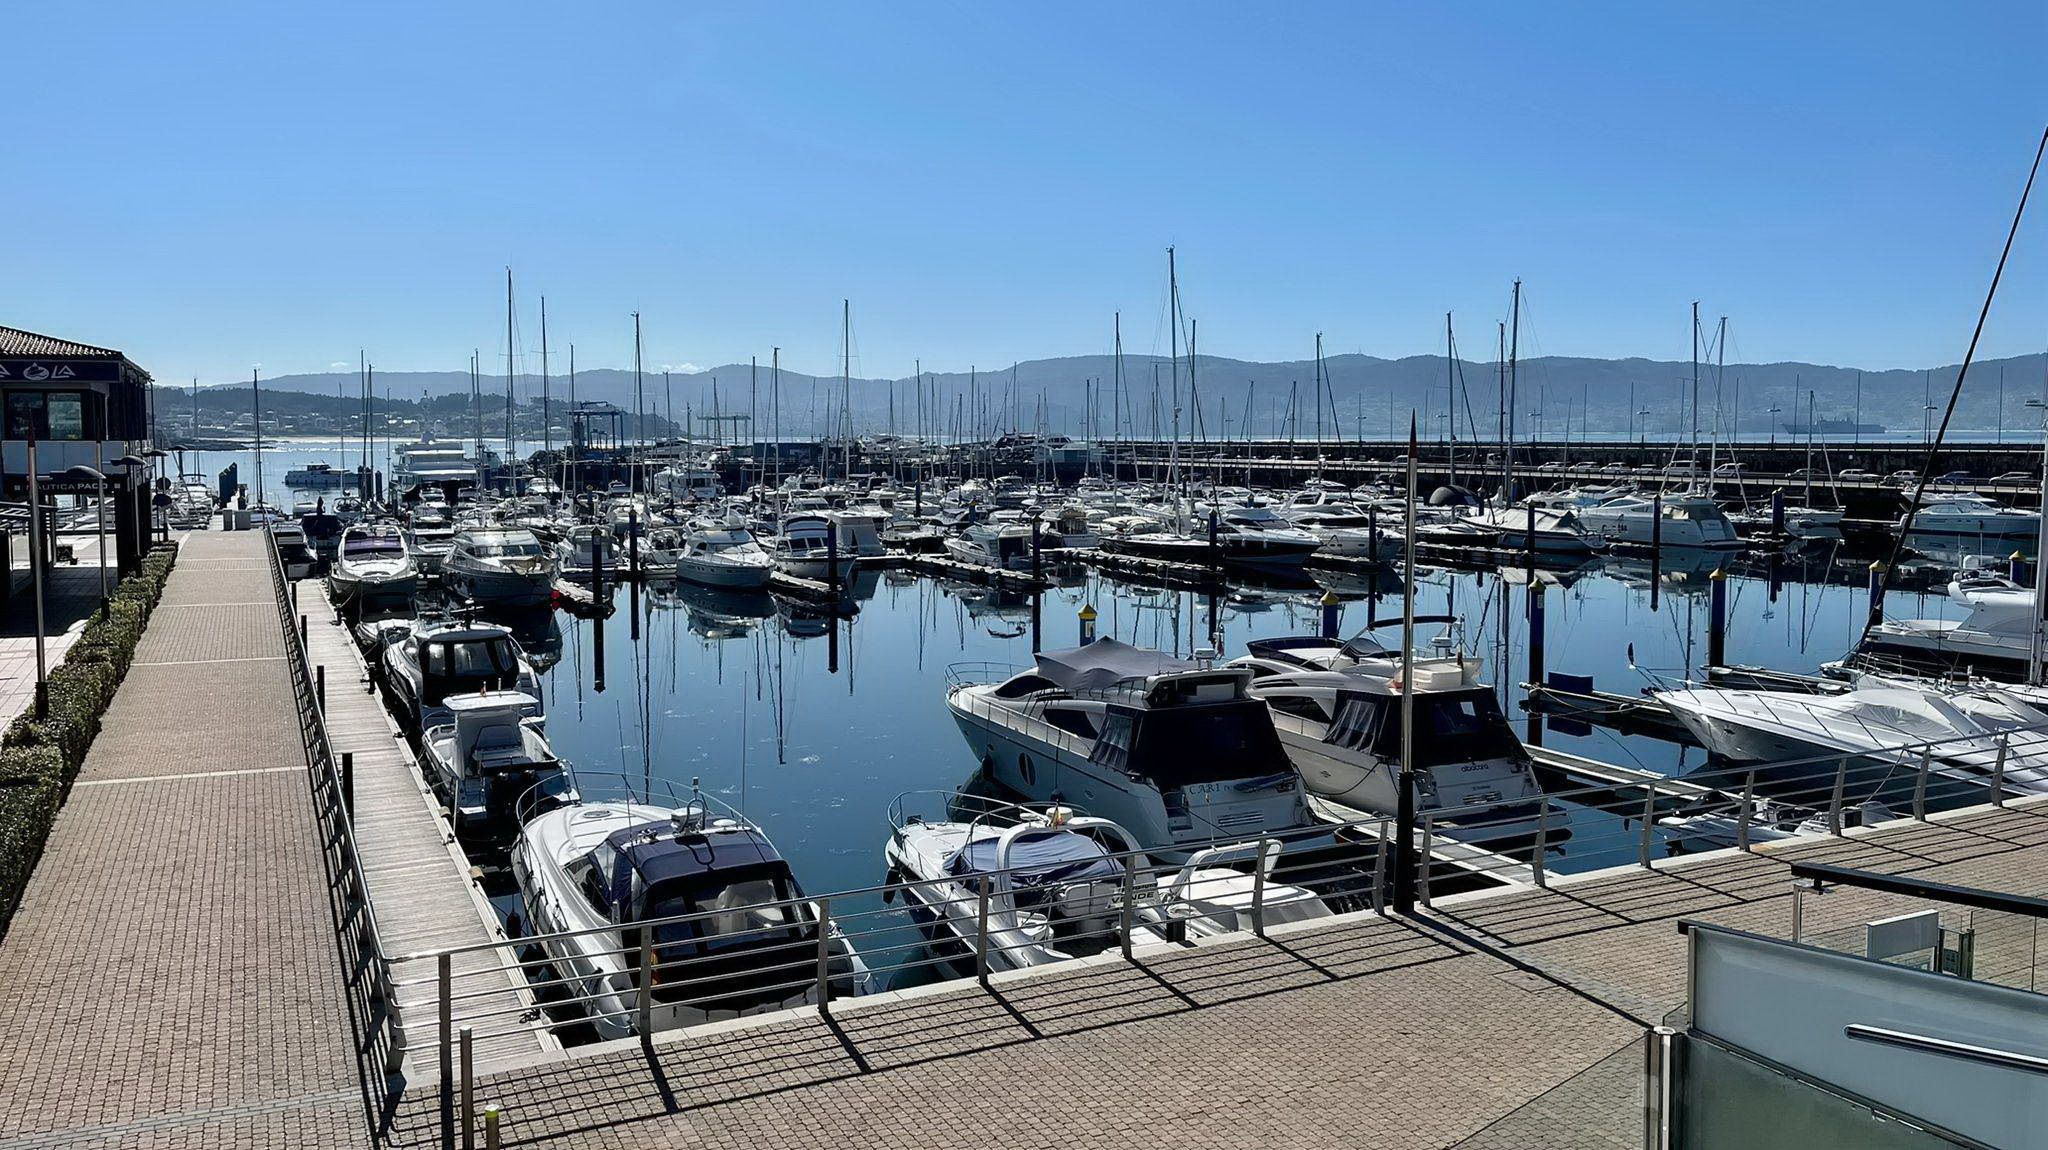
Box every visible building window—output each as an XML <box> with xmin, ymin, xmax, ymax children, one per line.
<box><xmin>6</xmin><ymin>391</ymin><xmax>92</xmax><ymax>441</ymax></box>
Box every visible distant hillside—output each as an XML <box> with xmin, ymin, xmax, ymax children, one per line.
<box><xmin>190</xmin><ymin>352</ymin><xmax>2048</xmax><ymax>439</ymax></box>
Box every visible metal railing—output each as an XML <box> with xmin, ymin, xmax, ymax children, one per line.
<box><xmin>388</xmin><ymin>796</ymin><xmax>1393</xmax><ymax>1139</ymax></box>
<box><xmin>262</xmin><ymin>526</ymin><xmax>400</xmax><ymax>1086</ymax></box>
<box><xmin>1413</xmin><ymin>713</ymin><xmax>2048</xmax><ymax>905</ymax></box>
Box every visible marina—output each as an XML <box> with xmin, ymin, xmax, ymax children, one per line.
<box><xmin>6</xmin><ymin>8</ymin><xmax>2047</xmax><ymax>1144</ymax></box>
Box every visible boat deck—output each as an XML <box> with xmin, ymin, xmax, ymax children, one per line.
<box><xmin>302</xmin><ymin>584</ymin><xmax>558</xmax><ymax>1079</ymax></box>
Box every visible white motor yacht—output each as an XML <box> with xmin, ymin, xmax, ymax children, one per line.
<box><xmin>328</xmin><ymin>524</ymin><xmax>420</xmax><ymax>604</ymax></box>
<box><xmin>405</xmin><ymin>506</ymin><xmax>457</xmax><ymax>576</ymax></box>
<box><xmin>675</xmin><ymin>515</ymin><xmax>776</xmax><ymax>589</ymax></box>
<box><xmin>1574</xmin><ymin>494</ymin><xmax>1743</xmax><ymax>550</ymax></box>
<box><xmin>944</xmin><ymin>520</ymin><xmax>1034</xmax><ymax>570</ymax></box>
<box><xmin>444</xmin><ymin>527</ymin><xmax>558</xmax><ymax>608</ymax></box>
<box><xmin>825</xmin><ymin>508</ymin><xmax>890</xmax><ymax>559</ymax></box>
<box><xmin>1849</xmin><ymin>579</ymin><xmax>2042</xmax><ymax>681</ymax></box>
<box><xmin>1281</xmin><ymin>506</ymin><xmax>1393</xmax><ymax>559</ymax></box>
<box><xmin>1902</xmin><ymin>493</ymin><xmax>2040</xmax><ymax>544</ymax></box>
<box><xmin>1460</xmin><ymin>503</ymin><xmax>1605</xmax><ymax>557</ymax></box>
<box><xmin>945</xmin><ymin>639</ymin><xmax>1326</xmax><ymax>858</ymax></box>
<box><xmin>510</xmin><ymin>777</ymin><xmax>868</xmax><ymax>1041</ymax></box>
<box><xmin>1651</xmin><ymin>682</ymin><xmax>2048</xmax><ymax>803</ymax></box>
<box><xmin>420</xmin><ymin>691</ymin><xmax>572</xmax><ymax>841</ymax></box>
<box><xmin>553</xmin><ymin>524</ymin><xmax>610</xmax><ymax>582</ymax></box>
<box><xmin>884</xmin><ymin>795</ymin><xmax>1330</xmax><ymax>973</ymax></box>
<box><xmin>771</xmin><ymin>512</ymin><xmax>856</xmax><ymax>583</ymax></box>
<box><xmin>1229</xmin><ymin>634</ymin><xmax>1546</xmax><ymax>842</ymax></box>
<box><xmin>380</xmin><ymin>615</ymin><xmax>543</xmax><ymax>731</ymax></box>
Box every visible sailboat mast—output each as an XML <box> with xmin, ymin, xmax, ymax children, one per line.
<box><xmin>632</xmin><ymin>312</ymin><xmax>645</xmax><ymax>490</ymax></box>
<box><xmin>1689</xmin><ymin>300</ymin><xmax>1701</xmax><ymax>490</ymax></box>
<box><xmin>1314</xmin><ymin>332</ymin><xmax>1325</xmax><ymax>480</ymax></box>
<box><xmin>1168</xmin><ymin>247</ymin><xmax>1182</xmax><ymax>505</ymax></box>
<box><xmin>841</xmin><ymin>299</ymin><xmax>852</xmax><ymax>481</ymax></box>
<box><xmin>1505</xmin><ymin>281</ymin><xmax>1520</xmax><ymax>501</ymax></box>
<box><xmin>505</xmin><ymin>268</ymin><xmax>517</xmax><ymax>492</ymax></box>
<box><xmin>1445</xmin><ymin>312</ymin><xmax>1458</xmax><ymax>486</ymax></box>
<box><xmin>540</xmin><ymin>297</ymin><xmax>551</xmax><ymax>457</ymax></box>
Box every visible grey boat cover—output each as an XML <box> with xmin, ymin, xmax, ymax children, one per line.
<box><xmin>1032</xmin><ymin>637</ymin><xmax>1194</xmax><ymax>694</ymax></box>
<box><xmin>945</xmin><ymin>828</ymin><xmax>1121</xmax><ymax>887</ymax></box>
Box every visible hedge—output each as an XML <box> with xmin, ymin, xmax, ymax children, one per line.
<box><xmin>0</xmin><ymin>542</ymin><xmax>180</xmax><ymax>935</ymax></box>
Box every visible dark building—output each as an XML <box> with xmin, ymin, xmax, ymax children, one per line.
<box><xmin>0</xmin><ymin>325</ymin><xmax>159</xmax><ymax>581</ymax></box>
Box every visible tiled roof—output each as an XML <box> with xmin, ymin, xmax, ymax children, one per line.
<box><xmin>0</xmin><ymin>325</ymin><xmax>122</xmax><ymax>358</ymax></box>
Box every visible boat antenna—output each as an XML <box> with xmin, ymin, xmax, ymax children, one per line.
<box><xmin>1863</xmin><ymin>124</ymin><xmax>2048</xmax><ymax>643</ymax></box>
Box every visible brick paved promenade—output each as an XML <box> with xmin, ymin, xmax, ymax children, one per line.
<box><xmin>1</xmin><ymin>525</ymin><xmax>2044</xmax><ymax>1148</ymax></box>
<box><xmin>0</xmin><ymin>529</ymin><xmax>371</xmax><ymax>1149</ymax></box>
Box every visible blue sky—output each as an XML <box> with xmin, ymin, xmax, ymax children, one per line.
<box><xmin>6</xmin><ymin>2</ymin><xmax>2044</xmax><ymax>384</ymax></box>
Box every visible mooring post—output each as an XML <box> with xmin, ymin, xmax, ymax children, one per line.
<box><xmin>627</xmin><ymin>508</ymin><xmax>640</xmax><ymax>583</ymax></box>
<box><xmin>1320</xmin><ymin>588</ymin><xmax>1341</xmax><ymax>639</ymax></box>
<box><xmin>342</xmin><ymin>751</ymin><xmax>354</xmax><ymax>814</ymax></box>
<box><xmin>1707</xmin><ymin>568</ymin><xmax>1727</xmax><ymax>669</ymax></box>
<box><xmin>1867</xmin><ymin>560</ymin><xmax>1886</xmax><ymax>620</ymax></box>
<box><xmin>1526</xmin><ymin>583</ymin><xmax>1546</xmax><ymax>747</ymax></box>
<box><xmin>1078</xmin><ymin>603</ymin><xmax>1097</xmax><ymax>645</ymax></box>
<box><xmin>1392</xmin><ymin>768</ymin><xmax>1416</xmax><ymax>915</ymax></box>
<box><xmin>316</xmin><ymin>663</ymin><xmax>326</xmax><ymax>712</ymax></box>
<box><xmin>2012</xmin><ymin>550</ymin><xmax>2028</xmax><ymax>584</ymax></box>
<box><xmin>1770</xmin><ymin>489</ymin><xmax>1785</xmax><ymax>535</ymax></box>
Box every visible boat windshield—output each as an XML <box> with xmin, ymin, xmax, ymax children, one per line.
<box><xmin>423</xmin><ymin>636</ymin><xmax>520</xmax><ymax>679</ymax></box>
<box><xmin>344</xmin><ymin>537</ymin><xmax>406</xmax><ymax>556</ymax></box>
<box><xmin>1328</xmin><ymin>689</ymin><xmax>1523</xmax><ymax>768</ymax></box>
<box><xmin>470</xmin><ymin>538</ymin><xmax>543</xmax><ymax>558</ymax></box>
<box><xmin>1092</xmin><ymin>700</ymin><xmax>1292</xmax><ymax>786</ymax></box>
<box><xmin>643</xmin><ymin>864</ymin><xmax>804</xmax><ymax>954</ymax></box>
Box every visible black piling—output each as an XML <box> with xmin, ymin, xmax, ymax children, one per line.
<box><xmin>1707</xmin><ymin>568</ymin><xmax>1728</xmax><ymax>669</ymax></box>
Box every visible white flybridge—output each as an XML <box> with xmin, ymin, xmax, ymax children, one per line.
<box><xmin>1228</xmin><ymin>624</ymin><xmax>1547</xmax><ymax>843</ymax></box>
<box><xmin>1847</xmin><ymin>577</ymin><xmax>2040</xmax><ymax>681</ymax></box>
<box><xmin>884</xmin><ymin>794</ymin><xmax>1331</xmax><ymax>973</ymax></box>
<box><xmin>1898</xmin><ymin>492</ymin><xmax>2040</xmax><ymax>545</ymax></box>
<box><xmin>1650</xmin><ymin>681</ymin><xmax>2048</xmax><ymax>803</ymax></box>
<box><xmin>944</xmin><ymin>638</ymin><xmax>1325</xmax><ymax>859</ymax></box>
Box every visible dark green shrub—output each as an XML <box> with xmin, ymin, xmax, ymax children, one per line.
<box><xmin>0</xmin><ymin>776</ymin><xmax>60</xmax><ymax>930</ymax></box>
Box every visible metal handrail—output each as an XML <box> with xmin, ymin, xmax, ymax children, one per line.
<box><xmin>262</xmin><ymin>526</ymin><xmax>396</xmax><ymax>1068</ymax></box>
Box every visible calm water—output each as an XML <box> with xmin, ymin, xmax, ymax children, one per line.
<box><xmin>447</xmin><ymin>545</ymin><xmax>1960</xmax><ymax>901</ymax></box>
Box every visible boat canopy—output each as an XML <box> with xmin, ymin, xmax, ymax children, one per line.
<box><xmin>944</xmin><ymin>828</ymin><xmax>1121</xmax><ymax>887</ymax></box>
<box><xmin>595</xmin><ymin>820</ymin><xmax>785</xmax><ymax>913</ymax></box>
<box><xmin>1033</xmin><ymin>638</ymin><xmax>1194</xmax><ymax>694</ymax></box>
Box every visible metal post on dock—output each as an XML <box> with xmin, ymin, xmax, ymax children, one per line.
<box><xmin>1531</xmin><ymin>800</ymin><xmax>1548</xmax><ymax>887</ymax></box>
<box><xmin>826</xmin><ymin>518</ymin><xmax>841</xmax><ymax>599</ymax></box>
<box><xmin>1638</xmin><ymin>781</ymin><xmax>1659</xmax><ymax>867</ymax></box>
<box><xmin>341</xmin><ymin>751</ymin><xmax>354</xmax><ymax>815</ymax></box>
<box><xmin>975</xmin><ymin>876</ymin><xmax>992</xmax><ymax>987</ymax></box>
<box><xmin>483</xmin><ymin>1105</ymin><xmax>501</xmax><ymax>1150</ymax></box>
<box><xmin>1251</xmin><ymin>838</ymin><xmax>1270</xmax><ymax>937</ymax></box>
<box><xmin>1119</xmin><ymin>855</ymin><xmax>1138</xmax><ymax>960</ymax></box>
<box><xmin>1078</xmin><ymin>604</ymin><xmax>1097</xmax><ymax>645</ymax></box>
<box><xmin>1706</xmin><ymin>568</ymin><xmax>1727</xmax><ymax>670</ymax></box>
<box><xmin>316</xmin><ymin>663</ymin><xmax>326</xmax><ymax>711</ymax></box>
<box><xmin>1207</xmin><ymin>507</ymin><xmax>1221</xmax><ymax>581</ymax></box>
<box><xmin>637</xmin><ymin>930</ymin><xmax>653</xmax><ymax>1044</ymax></box>
<box><xmin>1828</xmin><ymin>756</ymin><xmax>1849</xmax><ymax>834</ymax></box>
<box><xmin>437</xmin><ymin>953</ymin><xmax>452</xmax><ymax>1147</ymax></box>
<box><xmin>1867</xmin><ymin>560</ymin><xmax>1886</xmax><ymax>621</ymax></box>
<box><xmin>1913</xmin><ymin>747</ymin><xmax>1932</xmax><ymax>819</ymax></box>
<box><xmin>1992</xmin><ymin>732</ymin><xmax>2009</xmax><ymax>806</ymax></box>
<box><xmin>1418</xmin><ymin>814</ymin><xmax>1434</xmax><ymax>908</ymax></box>
<box><xmin>1736</xmin><ymin>771</ymin><xmax>1755</xmax><ymax>851</ymax></box>
<box><xmin>814</xmin><ymin>897</ymin><xmax>834</xmax><ymax>1014</ymax></box>
<box><xmin>1770</xmin><ymin>489</ymin><xmax>1785</xmax><ymax>535</ymax></box>
<box><xmin>1319</xmin><ymin>589</ymin><xmax>1340</xmax><ymax>639</ymax></box>
<box><xmin>460</xmin><ymin>1026</ymin><xmax>475</xmax><ymax>1150</ymax></box>
<box><xmin>1644</xmin><ymin>1025</ymin><xmax>1680</xmax><ymax>1150</ymax></box>
<box><xmin>1392</xmin><ymin>769</ymin><xmax>1417</xmax><ymax>915</ymax></box>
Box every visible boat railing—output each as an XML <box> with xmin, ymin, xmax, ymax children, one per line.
<box><xmin>944</xmin><ymin>660</ymin><xmax>1026</xmax><ymax>688</ymax></box>
<box><xmin>261</xmin><ymin>524</ymin><xmax>400</xmax><ymax>1088</ymax></box>
<box><xmin>391</xmin><ymin>800</ymin><xmax>1397</xmax><ymax>1147</ymax></box>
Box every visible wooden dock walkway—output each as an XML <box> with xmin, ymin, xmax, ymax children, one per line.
<box><xmin>301</xmin><ymin>584</ymin><xmax>558</xmax><ymax>1079</ymax></box>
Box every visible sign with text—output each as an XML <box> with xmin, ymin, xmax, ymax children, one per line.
<box><xmin>0</xmin><ymin>360</ymin><xmax>122</xmax><ymax>385</ymax></box>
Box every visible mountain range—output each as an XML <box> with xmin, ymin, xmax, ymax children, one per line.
<box><xmin>180</xmin><ymin>351</ymin><xmax>2048</xmax><ymax>439</ymax></box>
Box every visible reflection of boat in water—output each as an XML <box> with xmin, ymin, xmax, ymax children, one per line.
<box><xmin>661</xmin><ymin>582</ymin><xmax>777</xmax><ymax>639</ymax></box>
<box><xmin>1598</xmin><ymin>547</ymin><xmax>1729</xmax><ymax>593</ymax></box>
<box><xmin>499</xmin><ymin>611</ymin><xmax>565</xmax><ymax>674</ymax></box>
<box><xmin>770</xmin><ymin>593</ymin><xmax>835</xmax><ymax>638</ymax></box>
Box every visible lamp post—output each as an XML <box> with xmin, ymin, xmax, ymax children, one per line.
<box><xmin>62</xmin><ymin>465</ymin><xmax>108</xmax><ymax>616</ymax></box>
<box><xmin>27</xmin><ymin>438</ymin><xmax>46</xmax><ymax>720</ymax></box>
<box><xmin>143</xmin><ymin>448</ymin><xmax>170</xmax><ymax>543</ymax></box>
<box><xmin>112</xmin><ymin>454</ymin><xmax>148</xmax><ymax>572</ymax></box>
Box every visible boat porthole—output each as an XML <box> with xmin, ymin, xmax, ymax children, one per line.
<box><xmin>1019</xmin><ymin>753</ymin><xmax>1036</xmax><ymax>787</ymax></box>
